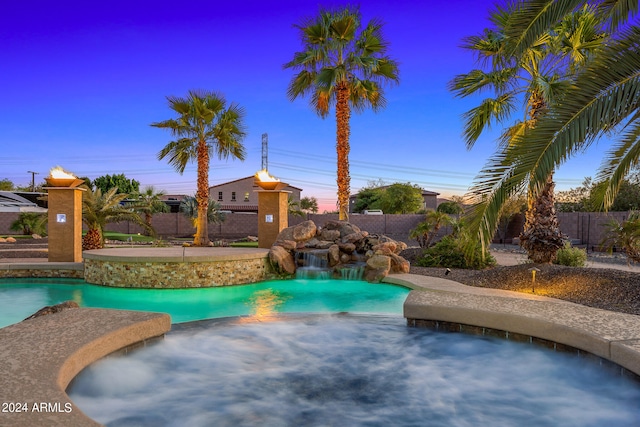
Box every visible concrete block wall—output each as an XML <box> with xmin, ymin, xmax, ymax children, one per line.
<box><xmin>0</xmin><ymin>213</ymin><xmax>19</xmax><ymax>235</ymax></box>
<box><xmin>0</xmin><ymin>211</ymin><xmax>634</xmax><ymax>250</ymax></box>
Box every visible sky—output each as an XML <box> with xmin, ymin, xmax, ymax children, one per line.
<box><xmin>1</xmin><ymin>0</ymin><xmax>607</xmax><ymax>212</ymax></box>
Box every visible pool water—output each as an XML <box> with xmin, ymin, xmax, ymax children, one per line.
<box><xmin>69</xmin><ymin>314</ymin><xmax>640</xmax><ymax>427</ymax></box>
<box><xmin>0</xmin><ymin>278</ymin><xmax>410</xmax><ymax>327</ymax></box>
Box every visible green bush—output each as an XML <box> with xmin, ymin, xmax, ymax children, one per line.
<box><xmin>415</xmin><ymin>235</ymin><xmax>496</xmax><ymax>269</ymax></box>
<box><xmin>554</xmin><ymin>242</ymin><xmax>587</xmax><ymax>267</ymax></box>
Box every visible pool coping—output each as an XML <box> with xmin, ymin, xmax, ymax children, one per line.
<box><xmin>386</xmin><ymin>274</ymin><xmax>640</xmax><ymax>377</ymax></box>
<box><xmin>1</xmin><ymin>273</ymin><xmax>640</xmax><ymax>426</ymax></box>
<box><xmin>0</xmin><ymin>308</ymin><xmax>170</xmax><ymax>426</ymax></box>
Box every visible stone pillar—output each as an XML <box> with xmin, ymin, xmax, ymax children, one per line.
<box><xmin>257</xmin><ymin>190</ymin><xmax>289</xmax><ymax>249</ymax></box>
<box><xmin>47</xmin><ymin>187</ymin><xmax>85</xmax><ymax>262</ymax></box>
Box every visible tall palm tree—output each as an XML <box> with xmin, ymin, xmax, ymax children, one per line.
<box><xmin>82</xmin><ymin>187</ymin><xmax>148</xmax><ymax>250</ymax></box>
<box><xmin>464</xmin><ymin>0</ymin><xmax>638</xmax><ymax>256</ymax></box>
<box><xmin>450</xmin><ymin>2</ymin><xmax>605</xmax><ymax>262</ymax></box>
<box><xmin>284</xmin><ymin>6</ymin><xmax>399</xmax><ymax>221</ymax></box>
<box><xmin>152</xmin><ymin>90</ymin><xmax>246</xmax><ymax>246</ymax></box>
<box><xmin>129</xmin><ymin>186</ymin><xmax>169</xmax><ymax>236</ymax></box>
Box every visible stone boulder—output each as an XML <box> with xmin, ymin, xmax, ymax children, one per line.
<box><xmin>5</xmin><ymin>237</ymin><xmax>17</xmax><ymax>243</ymax></box>
<box><xmin>293</xmin><ymin>220</ymin><xmax>317</xmax><ymax>242</ymax></box>
<box><xmin>365</xmin><ymin>254</ymin><xmax>392</xmax><ymax>283</ymax></box>
<box><xmin>23</xmin><ymin>301</ymin><xmax>79</xmax><ymax>321</ymax></box>
<box><xmin>269</xmin><ymin>245</ymin><xmax>296</xmax><ymax>275</ymax></box>
<box><xmin>274</xmin><ymin>239</ymin><xmax>297</xmax><ymax>251</ymax></box>
<box><xmin>269</xmin><ymin>219</ymin><xmax>410</xmax><ymax>283</ymax></box>
<box><xmin>328</xmin><ymin>244</ymin><xmax>340</xmax><ymax>267</ymax></box>
<box><xmin>389</xmin><ymin>253</ymin><xmax>410</xmax><ymax>274</ymax></box>
<box><xmin>319</xmin><ymin>229</ymin><xmax>341</xmax><ymax>242</ymax></box>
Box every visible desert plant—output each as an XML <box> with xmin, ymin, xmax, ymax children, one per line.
<box><xmin>553</xmin><ymin>242</ymin><xmax>587</xmax><ymax>267</ymax></box>
<box><xmin>82</xmin><ymin>187</ymin><xmax>149</xmax><ymax>250</ymax></box>
<box><xmin>602</xmin><ymin>212</ymin><xmax>640</xmax><ymax>264</ymax></box>
<box><xmin>409</xmin><ymin>210</ymin><xmax>452</xmax><ymax>248</ymax></box>
<box><xmin>416</xmin><ymin>235</ymin><xmax>496</xmax><ymax>270</ymax></box>
<box><xmin>10</xmin><ymin>212</ymin><xmax>47</xmax><ymax>236</ymax></box>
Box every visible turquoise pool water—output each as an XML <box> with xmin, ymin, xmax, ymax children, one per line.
<box><xmin>0</xmin><ymin>278</ymin><xmax>410</xmax><ymax>327</ymax></box>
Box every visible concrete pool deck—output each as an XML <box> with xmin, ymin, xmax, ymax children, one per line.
<box><xmin>1</xmin><ymin>250</ymin><xmax>640</xmax><ymax>425</ymax></box>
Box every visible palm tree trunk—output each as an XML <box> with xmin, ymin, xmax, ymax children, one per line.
<box><xmin>194</xmin><ymin>138</ymin><xmax>210</xmax><ymax>246</ymax></box>
<box><xmin>82</xmin><ymin>227</ymin><xmax>103</xmax><ymax>250</ymax></box>
<box><xmin>520</xmin><ymin>174</ymin><xmax>565</xmax><ymax>263</ymax></box>
<box><xmin>336</xmin><ymin>83</ymin><xmax>351</xmax><ymax>221</ymax></box>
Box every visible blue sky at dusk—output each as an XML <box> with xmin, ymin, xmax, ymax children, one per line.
<box><xmin>1</xmin><ymin>0</ymin><xmax>604</xmax><ymax>211</ymax></box>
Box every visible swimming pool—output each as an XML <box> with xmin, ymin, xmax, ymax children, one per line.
<box><xmin>0</xmin><ymin>278</ymin><xmax>410</xmax><ymax>327</ymax></box>
<box><xmin>69</xmin><ymin>314</ymin><xmax>640</xmax><ymax>426</ymax></box>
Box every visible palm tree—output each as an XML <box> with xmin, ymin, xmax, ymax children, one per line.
<box><xmin>10</xmin><ymin>212</ymin><xmax>47</xmax><ymax>236</ymax></box>
<box><xmin>464</xmin><ymin>0</ymin><xmax>638</xmax><ymax>257</ymax></box>
<box><xmin>81</xmin><ymin>187</ymin><xmax>148</xmax><ymax>250</ymax></box>
<box><xmin>450</xmin><ymin>2</ymin><xmax>605</xmax><ymax>262</ymax></box>
<box><xmin>288</xmin><ymin>196</ymin><xmax>305</xmax><ymax>217</ymax></box>
<box><xmin>284</xmin><ymin>6</ymin><xmax>399</xmax><ymax>221</ymax></box>
<box><xmin>152</xmin><ymin>90</ymin><xmax>246</xmax><ymax>246</ymax></box>
<box><xmin>129</xmin><ymin>186</ymin><xmax>169</xmax><ymax>236</ymax></box>
<box><xmin>409</xmin><ymin>210</ymin><xmax>453</xmax><ymax>248</ymax></box>
<box><xmin>179</xmin><ymin>196</ymin><xmax>226</xmax><ymax>230</ymax></box>
<box><xmin>300</xmin><ymin>196</ymin><xmax>319</xmax><ymax>214</ymax></box>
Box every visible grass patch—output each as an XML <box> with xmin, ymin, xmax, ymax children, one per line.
<box><xmin>230</xmin><ymin>241</ymin><xmax>259</xmax><ymax>248</ymax></box>
<box><xmin>102</xmin><ymin>232</ymin><xmax>155</xmax><ymax>242</ymax></box>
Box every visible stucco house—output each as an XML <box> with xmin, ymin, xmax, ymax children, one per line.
<box><xmin>209</xmin><ymin>176</ymin><xmax>302</xmax><ymax>213</ymax></box>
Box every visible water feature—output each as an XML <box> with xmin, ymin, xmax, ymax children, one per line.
<box><xmin>295</xmin><ymin>249</ymin><xmax>366</xmax><ymax>281</ymax></box>
<box><xmin>0</xmin><ymin>277</ymin><xmax>409</xmax><ymax>327</ymax></box>
<box><xmin>68</xmin><ymin>314</ymin><xmax>640</xmax><ymax>426</ymax></box>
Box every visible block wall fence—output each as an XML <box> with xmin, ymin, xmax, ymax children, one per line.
<box><xmin>0</xmin><ymin>211</ymin><xmax>632</xmax><ymax>249</ymax></box>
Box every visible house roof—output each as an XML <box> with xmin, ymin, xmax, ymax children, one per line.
<box><xmin>0</xmin><ymin>191</ymin><xmax>47</xmax><ymax>213</ymax></box>
<box><xmin>209</xmin><ymin>176</ymin><xmax>303</xmax><ymax>191</ymax></box>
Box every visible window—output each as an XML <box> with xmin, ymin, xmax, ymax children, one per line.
<box><xmin>218</xmin><ymin>192</ymin><xmax>223</xmax><ymax>201</ymax></box>
<box><xmin>244</xmin><ymin>192</ymin><xmax>250</xmax><ymax>202</ymax></box>
<box><xmin>231</xmin><ymin>192</ymin><xmax>236</xmax><ymax>201</ymax></box>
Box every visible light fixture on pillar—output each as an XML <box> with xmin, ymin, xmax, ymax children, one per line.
<box><xmin>45</xmin><ymin>166</ymin><xmax>85</xmax><ymax>188</ymax></box>
<box><xmin>44</xmin><ymin>166</ymin><xmax>86</xmax><ymax>262</ymax></box>
<box><xmin>255</xmin><ymin>170</ymin><xmax>290</xmax><ymax>249</ymax></box>
<box><xmin>254</xmin><ymin>169</ymin><xmax>287</xmax><ymax>191</ymax></box>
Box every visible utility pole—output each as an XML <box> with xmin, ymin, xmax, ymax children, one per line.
<box><xmin>261</xmin><ymin>133</ymin><xmax>268</xmax><ymax>171</ymax></box>
<box><xmin>27</xmin><ymin>171</ymin><xmax>39</xmax><ymax>192</ymax></box>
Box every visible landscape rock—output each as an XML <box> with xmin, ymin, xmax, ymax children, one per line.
<box><xmin>365</xmin><ymin>254</ymin><xmax>392</xmax><ymax>282</ymax></box>
<box><xmin>270</xmin><ymin>220</ymin><xmax>409</xmax><ymax>282</ymax></box>
<box><xmin>293</xmin><ymin>220</ymin><xmax>317</xmax><ymax>242</ymax></box>
<box><xmin>23</xmin><ymin>301</ymin><xmax>79</xmax><ymax>321</ymax></box>
<box><xmin>328</xmin><ymin>245</ymin><xmax>340</xmax><ymax>267</ymax></box>
<box><xmin>5</xmin><ymin>237</ymin><xmax>17</xmax><ymax>243</ymax></box>
<box><xmin>269</xmin><ymin>245</ymin><xmax>296</xmax><ymax>275</ymax></box>
<box><xmin>274</xmin><ymin>239</ymin><xmax>297</xmax><ymax>251</ymax></box>
<box><xmin>319</xmin><ymin>229</ymin><xmax>341</xmax><ymax>241</ymax></box>
<box><xmin>31</xmin><ymin>234</ymin><xmax>42</xmax><ymax>239</ymax></box>
<box><xmin>389</xmin><ymin>253</ymin><xmax>411</xmax><ymax>273</ymax></box>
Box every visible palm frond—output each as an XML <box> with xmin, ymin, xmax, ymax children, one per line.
<box><xmin>461</xmin><ymin>93</ymin><xmax>516</xmax><ymax>148</ymax></box>
<box><xmin>504</xmin><ymin>0</ymin><xmax>584</xmax><ymax>58</ymax></box>
<box><xmin>592</xmin><ymin>118</ymin><xmax>640</xmax><ymax>209</ymax></box>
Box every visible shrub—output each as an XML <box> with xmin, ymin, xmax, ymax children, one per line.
<box><xmin>415</xmin><ymin>235</ymin><xmax>496</xmax><ymax>269</ymax></box>
<box><xmin>10</xmin><ymin>212</ymin><xmax>47</xmax><ymax>236</ymax></box>
<box><xmin>554</xmin><ymin>242</ymin><xmax>587</xmax><ymax>267</ymax></box>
